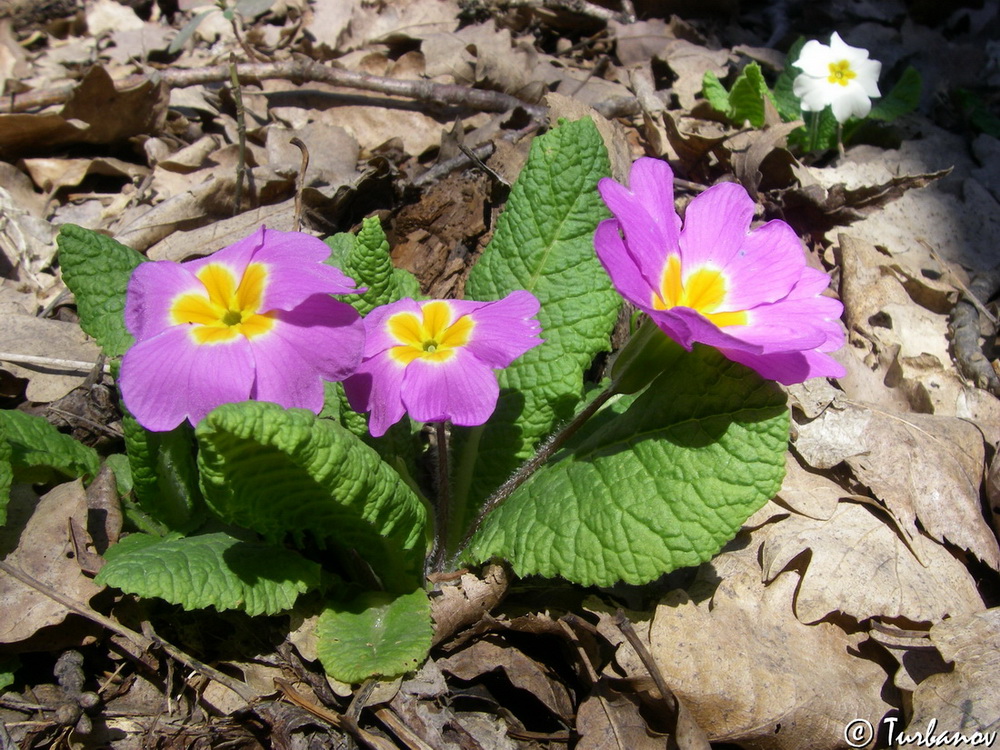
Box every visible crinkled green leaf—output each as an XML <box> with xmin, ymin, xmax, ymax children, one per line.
<box><xmin>96</xmin><ymin>532</ymin><xmax>320</xmax><ymax>615</ymax></box>
<box><xmin>702</xmin><ymin>63</ymin><xmax>773</xmax><ymax>128</ymax></box>
<box><xmin>327</xmin><ymin>217</ymin><xmax>421</xmax><ymax>315</ymax></box>
<box><xmin>0</xmin><ymin>420</ymin><xmax>11</xmax><ymax>527</ymax></box>
<box><xmin>452</xmin><ymin>117</ymin><xmax>620</xmax><ymax>540</ymax></box>
<box><xmin>701</xmin><ymin>71</ymin><xmax>731</xmax><ymax>114</ymax></box>
<box><xmin>773</xmin><ymin>39</ymin><xmax>806</xmax><ymax>122</ymax></box>
<box><xmin>468</xmin><ymin>344</ymin><xmax>789</xmax><ymax>587</ymax></box>
<box><xmin>316</xmin><ymin>589</ymin><xmax>432</xmax><ymax>683</ymax></box>
<box><xmin>196</xmin><ymin>402</ymin><xmax>428</xmax><ymax>592</ymax></box>
<box><xmin>122</xmin><ymin>413</ymin><xmax>204</xmax><ymax>531</ymax></box>
<box><xmin>728</xmin><ymin>63</ymin><xmax>770</xmax><ymax>128</ymax></box>
<box><xmin>869</xmin><ymin>66</ymin><xmax>921</xmax><ymax>122</ymax></box>
<box><xmin>57</xmin><ymin>224</ymin><xmax>146</xmax><ymax>357</ymax></box>
<box><xmin>0</xmin><ymin>409</ymin><xmax>99</xmax><ymax>485</ymax></box>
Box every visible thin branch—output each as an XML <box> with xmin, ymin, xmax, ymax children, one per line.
<box><xmin>0</xmin><ymin>352</ymin><xmax>111</xmax><ymax>373</ymax></box>
<box><xmin>0</xmin><ymin>558</ymin><xmax>258</xmax><ymax>704</ymax></box>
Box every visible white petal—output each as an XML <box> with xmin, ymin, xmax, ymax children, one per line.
<box><xmin>794</xmin><ymin>75</ymin><xmax>832</xmax><ymax>112</ymax></box>
<box><xmin>793</xmin><ymin>40</ymin><xmax>834</xmax><ymax>76</ymax></box>
<box><xmin>831</xmin><ymin>84</ymin><xmax>872</xmax><ymax>122</ymax></box>
<box><xmin>855</xmin><ymin>59</ymin><xmax>882</xmax><ymax>96</ymax></box>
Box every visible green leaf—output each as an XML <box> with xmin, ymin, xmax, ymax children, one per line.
<box><xmin>316</xmin><ymin>589</ymin><xmax>432</xmax><ymax>683</ymax></box>
<box><xmin>0</xmin><ymin>409</ymin><xmax>99</xmax><ymax>485</ymax></box>
<box><xmin>701</xmin><ymin>71</ymin><xmax>731</xmax><ymax>114</ymax></box>
<box><xmin>57</xmin><ymin>224</ymin><xmax>146</xmax><ymax>357</ymax></box>
<box><xmin>773</xmin><ymin>38</ymin><xmax>807</xmax><ymax>122</ymax></box>
<box><xmin>122</xmin><ymin>413</ymin><xmax>204</xmax><ymax>531</ymax></box>
<box><xmin>0</xmin><ymin>655</ymin><xmax>18</xmax><ymax>692</ymax></box>
<box><xmin>196</xmin><ymin>402</ymin><xmax>428</xmax><ymax>592</ymax></box>
<box><xmin>468</xmin><ymin>344</ymin><xmax>789</xmax><ymax>586</ymax></box>
<box><xmin>0</xmin><ymin>420</ymin><xmax>11</xmax><ymax>527</ymax></box>
<box><xmin>452</xmin><ymin>117</ymin><xmax>620</xmax><ymax>539</ymax></box>
<box><xmin>701</xmin><ymin>63</ymin><xmax>774</xmax><ymax>128</ymax></box>
<box><xmin>104</xmin><ymin>454</ymin><xmax>133</xmax><ymax>496</ymax></box>
<box><xmin>330</xmin><ymin>216</ymin><xmax>420</xmax><ymax>316</ymax></box>
<box><xmin>868</xmin><ymin>66</ymin><xmax>921</xmax><ymax>122</ymax></box>
<box><xmin>728</xmin><ymin>63</ymin><xmax>770</xmax><ymax>128</ymax></box>
<box><xmin>96</xmin><ymin>532</ymin><xmax>321</xmax><ymax>615</ymax></box>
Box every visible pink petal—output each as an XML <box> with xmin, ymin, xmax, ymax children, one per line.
<box><xmin>598</xmin><ymin>159</ymin><xmax>681</xmax><ymax>280</ymax></box>
<box><xmin>594</xmin><ymin>219</ymin><xmax>659</xmax><ymax>308</ymax></box>
<box><xmin>400</xmin><ymin>349</ymin><xmax>499</xmax><ymax>427</ymax></box>
<box><xmin>720</xmin><ymin>347</ymin><xmax>846</xmax><ymax>385</ymax></box>
<box><xmin>677</xmin><ymin>182</ymin><xmax>756</xmax><ymax>269</ymax></box>
<box><xmin>250</xmin><ymin>228</ymin><xmax>362</xmax><ymax>308</ymax></box>
<box><xmin>342</xmin><ymin>354</ymin><xmax>407</xmax><ymax>438</ymax></box>
<box><xmin>249</xmin><ymin>295</ymin><xmax>365</xmax><ymax>411</ymax></box>
<box><xmin>119</xmin><ymin>326</ymin><xmax>255</xmax><ymax>431</ymax></box>
<box><xmin>449</xmin><ymin>291</ymin><xmax>543</xmax><ymax>368</ymax></box>
<box><xmin>125</xmin><ymin>261</ymin><xmax>204</xmax><ymax>341</ymax></box>
<box><xmin>720</xmin><ymin>220</ymin><xmax>807</xmax><ymax>311</ymax></box>
<box><xmin>360</xmin><ymin>298</ymin><xmax>424</xmax><ymax>357</ymax></box>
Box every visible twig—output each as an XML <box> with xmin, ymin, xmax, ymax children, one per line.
<box><xmin>0</xmin><ymin>352</ymin><xmax>111</xmax><ymax>373</ymax></box>
<box><xmin>229</xmin><ymin>54</ymin><xmax>247</xmax><ymax>215</ymax></box>
<box><xmin>0</xmin><ymin>559</ymin><xmax>257</xmax><ymax>704</ymax></box>
<box><xmin>289</xmin><ymin>136</ymin><xmax>309</xmax><ymax>232</ymax></box>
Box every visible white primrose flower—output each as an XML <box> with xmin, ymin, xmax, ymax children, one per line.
<box><xmin>791</xmin><ymin>32</ymin><xmax>882</xmax><ymax>123</ymax></box>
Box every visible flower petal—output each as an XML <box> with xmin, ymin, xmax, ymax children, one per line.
<box><xmin>362</xmin><ymin>298</ymin><xmax>426</xmax><ymax>357</ymax></box>
<box><xmin>831</xmin><ymin>83</ymin><xmax>873</xmax><ymax>122</ymax></box>
<box><xmin>792</xmin><ymin>39</ymin><xmax>835</xmax><ymax>77</ymax></box>
<box><xmin>677</xmin><ymin>182</ymin><xmax>756</xmax><ymax>269</ymax></box>
<box><xmin>342</xmin><ymin>355</ymin><xmax>408</xmax><ymax>438</ymax></box>
<box><xmin>448</xmin><ymin>290</ymin><xmax>543</xmax><ymax>368</ymax></box>
<box><xmin>250</xmin><ymin>228</ymin><xmax>362</xmax><ymax>309</ymax></box>
<box><xmin>719</xmin><ymin>220</ymin><xmax>807</xmax><ymax>310</ymax></box>
<box><xmin>594</xmin><ymin>219</ymin><xmax>659</xmax><ymax>309</ymax></box>
<box><xmin>119</xmin><ymin>326</ymin><xmax>255</xmax><ymax>431</ymax></box>
<box><xmin>720</xmin><ymin>346</ymin><xmax>846</xmax><ymax>385</ymax></box>
<box><xmin>125</xmin><ymin>261</ymin><xmax>205</xmax><ymax>341</ymax></box>
<box><xmin>249</xmin><ymin>295</ymin><xmax>365</xmax><ymax>411</ymax></box>
<box><xmin>400</xmin><ymin>349</ymin><xmax>500</xmax><ymax>427</ymax></box>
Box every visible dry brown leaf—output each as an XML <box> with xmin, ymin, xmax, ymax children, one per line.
<box><xmin>430</xmin><ymin>563</ymin><xmax>508</xmax><ymax>647</ymax></box>
<box><xmin>774</xmin><ymin>454</ymin><xmax>844</xmax><ymax>521</ymax></box>
<box><xmin>0</xmin><ymin>298</ymin><xmax>103</xmax><ymax>402</ymax></box>
<box><xmin>795</xmin><ymin>400</ymin><xmax>1000</xmax><ymax>569</ymax></box>
<box><xmin>437</xmin><ymin>639</ymin><xmax>574</xmax><ymax>722</ymax></box>
<box><xmin>760</xmin><ymin>502</ymin><xmax>984</xmax><ymax>624</ymax></box>
<box><xmin>642</xmin><ymin>537</ymin><xmax>894</xmax><ymax>750</ymax></box>
<box><xmin>85</xmin><ymin>0</ymin><xmax>145</xmax><ymax>36</ymax></box>
<box><xmin>905</xmin><ymin>609</ymin><xmax>1000</xmax><ymax>745</ymax></box>
<box><xmin>0</xmin><ymin>481</ymin><xmax>104</xmax><ymax>645</ymax></box>
<box><xmin>545</xmin><ymin>93</ymin><xmax>632</xmax><ymax>183</ymax></box>
<box><xmin>575</xmin><ymin>680</ymin><xmax>668</xmax><ymax>750</ymax></box>
<box><xmin>654</xmin><ymin>38</ymin><xmax>731</xmax><ymax>110</ymax></box>
<box><xmin>0</xmin><ymin>66</ymin><xmax>169</xmax><ymax>160</ymax></box>
<box><xmin>22</xmin><ymin>156</ymin><xmax>148</xmax><ymax>194</ymax></box>
<box><xmin>265</xmin><ymin>122</ymin><xmax>360</xmax><ymax>188</ymax></box>
<box><xmin>331</xmin><ymin>0</ymin><xmax>460</xmax><ymax>52</ymax></box>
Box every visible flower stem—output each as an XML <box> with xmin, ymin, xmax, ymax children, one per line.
<box><xmin>430</xmin><ymin>420</ymin><xmax>451</xmax><ymax>573</ymax></box>
<box><xmin>449</xmin><ymin>382</ymin><xmax>617</xmax><ymax>568</ymax></box>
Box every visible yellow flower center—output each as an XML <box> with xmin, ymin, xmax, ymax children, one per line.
<box><xmin>652</xmin><ymin>255</ymin><xmax>747</xmax><ymax>327</ymax></box>
<box><xmin>169</xmin><ymin>262</ymin><xmax>276</xmax><ymax>345</ymax></box>
<box><xmin>827</xmin><ymin>60</ymin><xmax>856</xmax><ymax>87</ymax></box>
<box><xmin>386</xmin><ymin>301</ymin><xmax>475</xmax><ymax>365</ymax></box>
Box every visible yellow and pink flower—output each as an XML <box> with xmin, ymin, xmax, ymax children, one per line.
<box><xmin>119</xmin><ymin>227</ymin><xmax>365</xmax><ymax>431</ymax></box>
<box><xmin>344</xmin><ymin>292</ymin><xmax>542</xmax><ymax>436</ymax></box>
<box><xmin>595</xmin><ymin>158</ymin><xmax>845</xmax><ymax>384</ymax></box>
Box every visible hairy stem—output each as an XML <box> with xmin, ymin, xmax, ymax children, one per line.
<box><xmin>449</xmin><ymin>381</ymin><xmax>617</xmax><ymax>566</ymax></box>
<box><xmin>430</xmin><ymin>421</ymin><xmax>452</xmax><ymax>573</ymax></box>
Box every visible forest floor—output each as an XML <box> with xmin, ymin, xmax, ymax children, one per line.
<box><xmin>1</xmin><ymin>0</ymin><xmax>999</xmax><ymax>748</ymax></box>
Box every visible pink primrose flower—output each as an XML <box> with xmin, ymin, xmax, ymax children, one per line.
<box><xmin>343</xmin><ymin>291</ymin><xmax>543</xmax><ymax>437</ymax></box>
<box><xmin>594</xmin><ymin>158</ymin><xmax>845</xmax><ymax>385</ymax></box>
<box><xmin>119</xmin><ymin>226</ymin><xmax>366</xmax><ymax>431</ymax></box>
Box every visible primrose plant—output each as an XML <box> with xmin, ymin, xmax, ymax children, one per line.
<box><xmin>52</xmin><ymin>116</ymin><xmax>843</xmax><ymax>684</ymax></box>
<box><xmin>702</xmin><ymin>31</ymin><xmax>919</xmax><ymax>153</ymax></box>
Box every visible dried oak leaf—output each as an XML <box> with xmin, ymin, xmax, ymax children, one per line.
<box><xmin>0</xmin><ymin>65</ymin><xmax>168</xmax><ymax>160</ymax></box>
<box><xmin>796</xmin><ymin>402</ymin><xmax>1000</xmax><ymax>570</ymax></box>
<box><xmin>0</xmin><ymin>481</ymin><xmax>103</xmax><ymax>646</ymax></box>
<box><xmin>775</xmin><ymin>167</ymin><xmax>950</xmax><ymax>237</ymax></box>
<box><xmin>906</xmin><ymin>609</ymin><xmax>1000</xmax><ymax>742</ymax></box>
<box><xmin>760</xmin><ymin>502</ymin><xmax>984</xmax><ymax>624</ymax></box>
<box><xmin>643</xmin><ymin>537</ymin><xmax>894</xmax><ymax>750</ymax></box>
